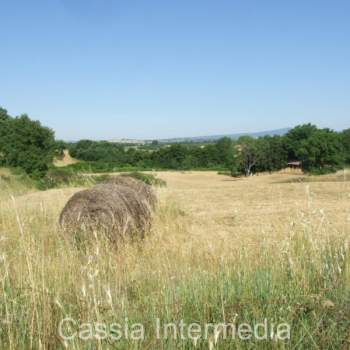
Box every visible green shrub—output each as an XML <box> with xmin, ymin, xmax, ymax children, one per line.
<box><xmin>35</xmin><ymin>167</ymin><xmax>119</xmax><ymax>190</ymax></box>
<box><xmin>34</xmin><ymin>167</ymin><xmax>166</xmax><ymax>190</ymax></box>
<box><xmin>122</xmin><ymin>172</ymin><xmax>167</xmax><ymax>187</ymax></box>
<box><xmin>308</xmin><ymin>166</ymin><xmax>343</xmax><ymax>175</ymax></box>
<box><xmin>65</xmin><ymin>161</ymin><xmax>152</xmax><ymax>173</ymax></box>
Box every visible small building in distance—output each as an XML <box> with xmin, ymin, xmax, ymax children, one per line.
<box><xmin>287</xmin><ymin>161</ymin><xmax>302</xmax><ymax>169</ymax></box>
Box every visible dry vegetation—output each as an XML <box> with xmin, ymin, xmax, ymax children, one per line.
<box><xmin>0</xmin><ymin>170</ymin><xmax>349</xmax><ymax>349</ymax></box>
<box><xmin>59</xmin><ymin>182</ymin><xmax>154</xmax><ymax>242</ymax></box>
<box><xmin>106</xmin><ymin>175</ymin><xmax>157</xmax><ymax>208</ymax></box>
<box><xmin>54</xmin><ymin>150</ymin><xmax>79</xmax><ymax>168</ymax></box>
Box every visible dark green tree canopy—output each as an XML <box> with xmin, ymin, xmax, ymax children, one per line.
<box><xmin>296</xmin><ymin>128</ymin><xmax>345</xmax><ymax>172</ymax></box>
<box><xmin>284</xmin><ymin>124</ymin><xmax>318</xmax><ymax>161</ymax></box>
<box><xmin>0</xmin><ymin>109</ymin><xmax>56</xmax><ymax>178</ymax></box>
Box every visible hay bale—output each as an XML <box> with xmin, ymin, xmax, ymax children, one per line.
<box><xmin>106</xmin><ymin>175</ymin><xmax>157</xmax><ymax>208</ymax></box>
<box><xmin>59</xmin><ymin>183</ymin><xmax>153</xmax><ymax>241</ymax></box>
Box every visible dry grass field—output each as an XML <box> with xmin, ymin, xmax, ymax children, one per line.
<box><xmin>0</xmin><ymin>170</ymin><xmax>349</xmax><ymax>349</ymax></box>
<box><xmin>156</xmin><ymin>170</ymin><xmax>350</xmax><ymax>244</ymax></box>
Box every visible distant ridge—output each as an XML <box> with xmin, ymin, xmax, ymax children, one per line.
<box><xmin>105</xmin><ymin>127</ymin><xmax>291</xmax><ymax>144</ymax></box>
<box><xmin>157</xmin><ymin>127</ymin><xmax>290</xmax><ymax>143</ymax></box>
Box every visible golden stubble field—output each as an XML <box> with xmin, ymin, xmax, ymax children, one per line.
<box><xmin>3</xmin><ymin>169</ymin><xmax>350</xmax><ymax>279</ymax></box>
<box><xmin>0</xmin><ymin>170</ymin><xmax>349</xmax><ymax>349</ymax></box>
<box><xmin>156</xmin><ymin>170</ymin><xmax>350</xmax><ymax>242</ymax></box>
<box><xmin>8</xmin><ymin>170</ymin><xmax>350</xmax><ymax>252</ymax></box>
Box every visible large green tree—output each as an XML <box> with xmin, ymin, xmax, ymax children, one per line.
<box><xmin>254</xmin><ymin>136</ymin><xmax>288</xmax><ymax>173</ymax></box>
<box><xmin>297</xmin><ymin>128</ymin><xmax>344</xmax><ymax>172</ymax></box>
<box><xmin>0</xmin><ymin>110</ymin><xmax>56</xmax><ymax>178</ymax></box>
<box><xmin>235</xmin><ymin>136</ymin><xmax>259</xmax><ymax>176</ymax></box>
<box><xmin>284</xmin><ymin>124</ymin><xmax>318</xmax><ymax>161</ymax></box>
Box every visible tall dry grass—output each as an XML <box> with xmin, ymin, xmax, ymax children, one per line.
<box><xmin>0</xmin><ymin>170</ymin><xmax>349</xmax><ymax>349</ymax></box>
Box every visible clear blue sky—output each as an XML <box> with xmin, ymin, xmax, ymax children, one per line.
<box><xmin>1</xmin><ymin>0</ymin><xmax>349</xmax><ymax>140</ymax></box>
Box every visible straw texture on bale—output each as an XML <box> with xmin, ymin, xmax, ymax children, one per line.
<box><xmin>59</xmin><ymin>183</ymin><xmax>153</xmax><ymax>241</ymax></box>
<box><xmin>106</xmin><ymin>175</ymin><xmax>157</xmax><ymax>208</ymax></box>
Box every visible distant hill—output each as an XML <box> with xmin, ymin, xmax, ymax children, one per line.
<box><xmin>109</xmin><ymin>138</ymin><xmax>146</xmax><ymax>145</ymax></box>
<box><xmin>105</xmin><ymin>127</ymin><xmax>291</xmax><ymax>145</ymax></box>
<box><xmin>157</xmin><ymin>127</ymin><xmax>290</xmax><ymax>144</ymax></box>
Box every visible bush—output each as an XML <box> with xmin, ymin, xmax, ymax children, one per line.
<box><xmin>36</xmin><ymin>167</ymin><xmax>110</xmax><ymax>190</ymax></box>
<box><xmin>65</xmin><ymin>161</ymin><xmax>151</xmax><ymax>173</ymax></box>
<box><xmin>308</xmin><ymin>166</ymin><xmax>344</xmax><ymax>175</ymax></box>
<box><xmin>122</xmin><ymin>172</ymin><xmax>167</xmax><ymax>187</ymax></box>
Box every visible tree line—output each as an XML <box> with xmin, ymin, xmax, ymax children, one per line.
<box><xmin>70</xmin><ymin>124</ymin><xmax>350</xmax><ymax>175</ymax></box>
<box><xmin>0</xmin><ymin>105</ymin><xmax>349</xmax><ymax>178</ymax></box>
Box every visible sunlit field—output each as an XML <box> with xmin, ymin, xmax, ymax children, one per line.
<box><xmin>0</xmin><ymin>170</ymin><xmax>349</xmax><ymax>349</ymax></box>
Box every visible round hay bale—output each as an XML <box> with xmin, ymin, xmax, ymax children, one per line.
<box><xmin>59</xmin><ymin>183</ymin><xmax>153</xmax><ymax>242</ymax></box>
<box><xmin>106</xmin><ymin>175</ymin><xmax>157</xmax><ymax>208</ymax></box>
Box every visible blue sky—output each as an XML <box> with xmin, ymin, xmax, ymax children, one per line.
<box><xmin>1</xmin><ymin>0</ymin><xmax>349</xmax><ymax>140</ymax></box>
